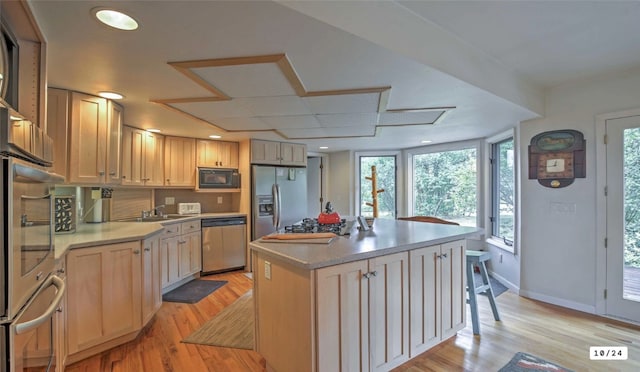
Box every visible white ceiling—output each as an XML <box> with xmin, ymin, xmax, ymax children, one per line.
<box><xmin>27</xmin><ymin>0</ymin><xmax>640</xmax><ymax>153</ymax></box>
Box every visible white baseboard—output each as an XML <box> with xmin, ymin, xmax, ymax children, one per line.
<box><xmin>486</xmin><ymin>270</ymin><xmax>519</xmax><ymax>293</ymax></box>
<box><xmin>518</xmin><ymin>289</ymin><xmax>596</xmax><ymax>314</ymax></box>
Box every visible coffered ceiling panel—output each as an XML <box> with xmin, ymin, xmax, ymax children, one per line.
<box><xmin>279</xmin><ymin>125</ymin><xmax>376</xmax><ymax>139</ymax></box>
<box><xmin>193</xmin><ymin>63</ymin><xmax>296</xmax><ymax>98</ymax></box>
<box><xmin>301</xmin><ymin>93</ymin><xmax>381</xmax><ymax>114</ymax></box>
<box><xmin>316</xmin><ymin>113</ymin><xmax>379</xmax><ymax>127</ymax></box>
<box><xmin>208</xmin><ymin>117</ymin><xmax>272</xmax><ymax>131</ymax></box>
<box><xmin>171</xmin><ymin>101</ymin><xmax>253</xmax><ymax>119</ymax></box>
<box><xmin>234</xmin><ymin>96</ymin><xmax>312</xmax><ymax>116</ymax></box>
<box><xmin>260</xmin><ymin>115</ymin><xmax>321</xmax><ymax>129</ymax></box>
<box><xmin>378</xmin><ymin>110</ymin><xmax>446</xmax><ymax>126</ymax></box>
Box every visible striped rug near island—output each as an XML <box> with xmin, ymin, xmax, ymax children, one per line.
<box><xmin>182</xmin><ymin>290</ymin><xmax>254</xmax><ymax>350</ymax></box>
<box><xmin>499</xmin><ymin>352</ymin><xmax>574</xmax><ymax>372</ymax></box>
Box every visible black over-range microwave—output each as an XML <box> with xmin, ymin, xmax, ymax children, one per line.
<box><xmin>197</xmin><ymin>167</ymin><xmax>240</xmax><ymax>189</ymax></box>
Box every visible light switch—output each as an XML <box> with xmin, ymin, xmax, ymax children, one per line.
<box><xmin>265</xmin><ymin>261</ymin><xmax>271</xmax><ymax>280</ymax></box>
<box><xmin>217</xmin><ymin>196</ymin><xmax>223</xmax><ymax>204</ymax></box>
<box><xmin>165</xmin><ymin>197</ymin><xmax>175</xmax><ymax>205</ymax></box>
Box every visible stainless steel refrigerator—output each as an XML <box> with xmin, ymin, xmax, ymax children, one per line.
<box><xmin>251</xmin><ymin>165</ymin><xmax>308</xmax><ymax>239</ymax></box>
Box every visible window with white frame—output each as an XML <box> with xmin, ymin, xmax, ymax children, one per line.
<box><xmin>410</xmin><ymin>143</ymin><xmax>479</xmax><ymax>227</ymax></box>
<box><xmin>490</xmin><ymin>137</ymin><xmax>515</xmax><ymax>246</ymax></box>
<box><xmin>358</xmin><ymin>155</ymin><xmax>397</xmax><ymax>219</ymax></box>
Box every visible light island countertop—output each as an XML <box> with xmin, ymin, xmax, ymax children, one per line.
<box><xmin>249</xmin><ymin>218</ymin><xmax>482</xmax><ymax>270</ymax></box>
<box><xmin>54</xmin><ymin>212</ymin><xmax>245</xmax><ymax>259</ymax></box>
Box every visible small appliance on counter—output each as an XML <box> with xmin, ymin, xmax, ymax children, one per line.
<box><xmin>83</xmin><ymin>187</ymin><xmax>112</xmax><ymax>223</ymax></box>
<box><xmin>177</xmin><ymin>202</ymin><xmax>201</xmax><ymax>215</ymax></box>
<box><xmin>54</xmin><ymin>195</ymin><xmax>76</xmax><ymax>234</ymax></box>
<box><xmin>318</xmin><ymin>201</ymin><xmax>341</xmax><ymax>224</ymax></box>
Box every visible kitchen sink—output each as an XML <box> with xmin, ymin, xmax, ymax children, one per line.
<box><xmin>117</xmin><ymin>215</ymin><xmax>187</xmax><ymax>222</ymax></box>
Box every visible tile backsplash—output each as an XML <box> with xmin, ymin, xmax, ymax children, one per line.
<box><xmin>154</xmin><ymin>189</ymin><xmax>238</xmax><ymax>214</ymax></box>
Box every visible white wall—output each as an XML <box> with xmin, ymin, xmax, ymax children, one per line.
<box><xmin>518</xmin><ymin>66</ymin><xmax>640</xmax><ymax>312</ymax></box>
<box><xmin>327</xmin><ymin>151</ymin><xmax>354</xmax><ymax>216</ymax></box>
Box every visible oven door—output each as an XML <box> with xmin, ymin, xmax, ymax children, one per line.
<box><xmin>8</xmin><ymin>274</ymin><xmax>65</xmax><ymax>372</ymax></box>
<box><xmin>4</xmin><ymin>157</ymin><xmax>63</xmax><ymax>320</ymax></box>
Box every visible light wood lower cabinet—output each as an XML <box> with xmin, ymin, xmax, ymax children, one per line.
<box><xmin>141</xmin><ymin>236</ymin><xmax>162</xmax><ymax>325</ymax></box>
<box><xmin>253</xmin><ymin>239</ymin><xmax>466</xmax><ymax>372</ymax></box>
<box><xmin>161</xmin><ymin>220</ymin><xmax>202</xmax><ymax>291</ymax></box>
<box><xmin>408</xmin><ymin>240</ymin><xmax>466</xmax><ymax>357</ymax></box>
<box><xmin>66</xmin><ymin>241</ymin><xmax>142</xmax><ymax>356</ymax></box>
<box><xmin>316</xmin><ymin>251</ymin><xmax>409</xmax><ymax>372</ymax></box>
<box><xmin>65</xmin><ymin>237</ymin><xmax>163</xmax><ymax>363</ymax></box>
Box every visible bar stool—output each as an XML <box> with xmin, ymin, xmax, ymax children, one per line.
<box><xmin>466</xmin><ymin>250</ymin><xmax>501</xmax><ymax>335</ymax></box>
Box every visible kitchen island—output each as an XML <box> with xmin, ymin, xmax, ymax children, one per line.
<box><xmin>249</xmin><ymin>218</ymin><xmax>481</xmax><ymax>372</ymax></box>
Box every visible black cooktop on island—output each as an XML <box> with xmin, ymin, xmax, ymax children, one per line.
<box><xmin>283</xmin><ymin>218</ymin><xmax>352</xmax><ymax>236</ymax></box>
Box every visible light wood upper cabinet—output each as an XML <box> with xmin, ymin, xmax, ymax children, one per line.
<box><xmin>196</xmin><ymin>139</ymin><xmax>239</xmax><ymax>169</ymax></box>
<box><xmin>46</xmin><ymin>88</ymin><xmax>69</xmax><ymax>179</ymax></box>
<box><xmin>47</xmin><ymin>89</ymin><xmax>122</xmax><ymax>185</ymax></box>
<box><xmin>164</xmin><ymin>136</ymin><xmax>196</xmax><ymax>186</ymax></box>
<box><xmin>251</xmin><ymin>139</ymin><xmax>307</xmax><ymax>166</ymax></box>
<box><xmin>106</xmin><ymin>101</ymin><xmax>123</xmax><ymax>184</ymax></box>
<box><xmin>121</xmin><ymin>126</ymin><xmax>164</xmax><ymax>186</ymax></box>
<box><xmin>68</xmin><ymin>92</ymin><xmax>108</xmax><ymax>184</ymax></box>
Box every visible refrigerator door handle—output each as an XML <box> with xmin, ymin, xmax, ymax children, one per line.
<box><xmin>274</xmin><ymin>183</ymin><xmax>282</xmax><ymax>229</ymax></box>
<box><xmin>272</xmin><ymin>183</ymin><xmax>279</xmax><ymax>229</ymax></box>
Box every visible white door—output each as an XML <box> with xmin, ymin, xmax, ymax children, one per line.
<box><xmin>605</xmin><ymin>115</ymin><xmax>640</xmax><ymax>322</ymax></box>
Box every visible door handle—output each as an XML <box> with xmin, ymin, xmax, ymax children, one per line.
<box><xmin>15</xmin><ymin>275</ymin><xmax>66</xmax><ymax>335</ymax></box>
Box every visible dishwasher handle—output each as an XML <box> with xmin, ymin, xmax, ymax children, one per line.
<box><xmin>201</xmin><ymin>217</ymin><xmax>247</xmax><ymax>228</ymax></box>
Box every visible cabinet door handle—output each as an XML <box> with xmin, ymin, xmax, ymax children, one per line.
<box><xmin>370</xmin><ymin>270</ymin><xmax>377</xmax><ymax>277</ymax></box>
<box><xmin>133</xmin><ymin>249</ymin><xmax>140</xmax><ymax>254</ymax></box>
<box><xmin>99</xmin><ymin>171</ymin><xmax>105</xmax><ymax>176</ymax></box>
<box><xmin>363</xmin><ymin>272</ymin><xmax>371</xmax><ymax>279</ymax></box>
<box><xmin>441</xmin><ymin>253</ymin><xmax>448</xmax><ymax>259</ymax></box>
<box><xmin>144</xmin><ymin>247</ymin><xmax>151</xmax><ymax>252</ymax></box>
<box><xmin>109</xmin><ymin>172</ymin><xmax>116</xmax><ymax>176</ymax></box>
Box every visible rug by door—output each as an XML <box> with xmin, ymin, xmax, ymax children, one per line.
<box><xmin>499</xmin><ymin>352</ymin><xmax>574</xmax><ymax>372</ymax></box>
<box><xmin>474</xmin><ymin>272</ymin><xmax>508</xmax><ymax>297</ymax></box>
<box><xmin>162</xmin><ymin>280</ymin><xmax>227</xmax><ymax>304</ymax></box>
<box><xmin>182</xmin><ymin>289</ymin><xmax>254</xmax><ymax>350</ymax></box>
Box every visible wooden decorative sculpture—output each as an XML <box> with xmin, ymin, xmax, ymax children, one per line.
<box><xmin>365</xmin><ymin>165</ymin><xmax>385</xmax><ymax>217</ymax></box>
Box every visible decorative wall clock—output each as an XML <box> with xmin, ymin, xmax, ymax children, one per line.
<box><xmin>528</xmin><ymin>129</ymin><xmax>586</xmax><ymax>188</ymax></box>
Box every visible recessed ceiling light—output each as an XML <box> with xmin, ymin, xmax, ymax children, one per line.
<box><xmin>319</xmin><ymin>146</ymin><xmax>329</xmax><ymax>150</ymax></box>
<box><xmin>146</xmin><ymin>129</ymin><xmax>161</xmax><ymax>133</ymax></box>
<box><xmin>421</xmin><ymin>140</ymin><xmax>432</xmax><ymax>144</ymax></box>
<box><xmin>93</xmin><ymin>8</ymin><xmax>139</xmax><ymax>31</ymax></box>
<box><xmin>98</xmin><ymin>91</ymin><xmax>124</xmax><ymax>100</ymax></box>
<box><xmin>209</xmin><ymin>135</ymin><xmax>222</xmax><ymax>139</ymax></box>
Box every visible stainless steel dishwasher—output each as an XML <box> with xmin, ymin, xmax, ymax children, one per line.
<box><xmin>201</xmin><ymin>216</ymin><xmax>247</xmax><ymax>274</ymax></box>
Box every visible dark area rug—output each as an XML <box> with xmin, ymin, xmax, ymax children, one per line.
<box><xmin>499</xmin><ymin>352</ymin><xmax>574</xmax><ymax>372</ymax></box>
<box><xmin>474</xmin><ymin>272</ymin><xmax>508</xmax><ymax>297</ymax></box>
<box><xmin>163</xmin><ymin>280</ymin><xmax>227</xmax><ymax>304</ymax></box>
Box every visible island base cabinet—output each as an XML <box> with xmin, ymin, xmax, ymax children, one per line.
<box><xmin>253</xmin><ymin>253</ymin><xmax>314</xmax><ymax>372</ymax></box>
<box><xmin>316</xmin><ymin>251</ymin><xmax>409</xmax><ymax>372</ymax></box>
<box><xmin>66</xmin><ymin>241</ymin><xmax>142</xmax><ymax>357</ymax></box>
<box><xmin>409</xmin><ymin>240</ymin><xmax>466</xmax><ymax>357</ymax></box>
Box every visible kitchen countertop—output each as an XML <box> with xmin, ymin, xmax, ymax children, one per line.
<box><xmin>249</xmin><ymin>218</ymin><xmax>482</xmax><ymax>270</ymax></box>
<box><xmin>54</xmin><ymin>212</ymin><xmax>246</xmax><ymax>259</ymax></box>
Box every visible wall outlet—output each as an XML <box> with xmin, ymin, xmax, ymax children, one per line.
<box><xmin>217</xmin><ymin>196</ymin><xmax>223</xmax><ymax>204</ymax></box>
<box><xmin>165</xmin><ymin>197</ymin><xmax>175</xmax><ymax>205</ymax></box>
<box><xmin>265</xmin><ymin>261</ymin><xmax>271</xmax><ymax>280</ymax></box>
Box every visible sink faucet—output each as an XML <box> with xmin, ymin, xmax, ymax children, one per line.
<box><xmin>153</xmin><ymin>205</ymin><xmax>165</xmax><ymax>217</ymax></box>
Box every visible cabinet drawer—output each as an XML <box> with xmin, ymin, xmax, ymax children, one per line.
<box><xmin>181</xmin><ymin>220</ymin><xmax>201</xmax><ymax>234</ymax></box>
<box><xmin>161</xmin><ymin>223</ymin><xmax>181</xmax><ymax>238</ymax></box>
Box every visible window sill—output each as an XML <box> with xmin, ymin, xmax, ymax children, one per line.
<box><xmin>486</xmin><ymin>237</ymin><xmax>515</xmax><ymax>254</ymax></box>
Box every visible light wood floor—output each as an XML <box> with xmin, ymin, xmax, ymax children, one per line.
<box><xmin>65</xmin><ymin>271</ymin><xmax>640</xmax><ymax>372</ymax></box>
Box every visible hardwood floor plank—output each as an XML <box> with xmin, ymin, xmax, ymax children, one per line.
<box><xmin>66</xmin><ymin>271</ymin><xmax>640</xmax><ymax>372</ymax></box>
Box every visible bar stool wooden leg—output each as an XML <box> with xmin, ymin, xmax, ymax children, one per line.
<box><xmin>466</xmin><ymin>262</ymin><xmax>480</xmax><ymax>335</ymax></box>
<box><xmin>479</xmin><ymin>261</ymin><xmax>501</xmax><ymax>321</ymax></box>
